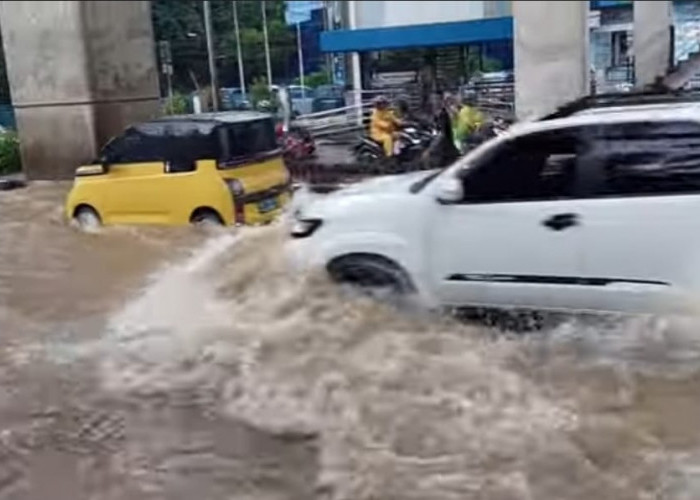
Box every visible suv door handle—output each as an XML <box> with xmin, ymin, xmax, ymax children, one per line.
<box><xmin>542</xmin><ymin>213</ymin><xmax>579</xmax><ymax>231</ymax></box>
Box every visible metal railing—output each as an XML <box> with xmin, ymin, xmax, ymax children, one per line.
<box><xmin>293</xmin><ymin>101</ymin><xmax>373</xmax><ymax>143</ymax></box>
<box><xmin>293</xmin><ymin>81</ymin><xmax>517</xmax><ymax>142</ymax></box>
<box><xmin>459</xmin><ymin>80</ymin><xmax>515</xmax><ymax>118</ymax></box>
<box><xmin>292</xmin><ymin>89</ymin><xmax>412</xmax><ymax>142</ymax></box>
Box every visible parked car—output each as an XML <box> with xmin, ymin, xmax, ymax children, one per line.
<box><xmin>220</xmin><ymin>87</ymin><xmax>252</xmax><ymax>110</ymax></box>
<box><xmin>287</xmin><ymin>85</ymin><xmax>315</xmax><ymax>115</ymax></box>
<box><xmin>66</xmin><ymin>111</ymin><xmax>291</xmax><ymax>227</ymax></box>
<box><xmin>287</xmin><ymin>98</ymin><xmax>700</xmax><ymax>316</ymax></box>
<box><xmin>312</xmin><ymin>84</ymin><xmax>345</xmax><ymax>113</ymax></box>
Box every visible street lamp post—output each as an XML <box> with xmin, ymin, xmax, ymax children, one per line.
<box><xmin>203</xmin><ymin>0</ymin><xmax>219</xmax><ymax>111</ymax></box>
<box><xmin>261</xmin><ymin>1</ymin><xmax>273</xmax><ymax>87</ymax></box>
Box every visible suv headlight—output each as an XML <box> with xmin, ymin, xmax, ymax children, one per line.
<box><xmin>291</xmin><ymin>218</ymin><xmax>322</xmax><ymax>238</ymax></box>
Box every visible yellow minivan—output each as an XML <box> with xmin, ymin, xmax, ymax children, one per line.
<box><xmin>65</xmin><ymin>112</ymin><xmax>291</xmax><ymax>227</ymax></box>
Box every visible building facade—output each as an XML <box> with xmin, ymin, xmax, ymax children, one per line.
<box><xmin>590</xmin><ymin>0</ymin><xmax>700</xmax><ymax>91</ymax></box>
<box><xmin>320</xmin><ymin>1</ymin><xmax>687</xmax><ymax>119</ymax></box>
<box><xmin>322</xmin><ymin>1</ymin><xmax>512</xmax><ymax>54</ymax></box>
<box><xmin>321</xmin><ymin>0</ymin><xmax>514</xmax><ymax>90</ymax></box>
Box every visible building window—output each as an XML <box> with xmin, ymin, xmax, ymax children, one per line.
<box><xmin>611</xmin><ymin>31</ymin><xmax>631</xmax><ymax>66</ymax></box>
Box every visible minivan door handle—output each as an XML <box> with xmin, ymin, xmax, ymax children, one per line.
<box><xmin>542</xmin><ymin>213</ymin><xmax>579</xmax><ymax>231</ymax></box>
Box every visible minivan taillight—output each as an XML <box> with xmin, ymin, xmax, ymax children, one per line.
<box><xmin>234</xmin><ymin>202</ymin><xmax>245</xmax><ymax>225</ymax></box>
<box><xmin>225</xmin><ymin>178</ymin><xmax>245</xmax><ymax>197</ymax></box>
<box><xmin>223</xmin><ymin>178</ymin><xmax>246</xmax><ymax>225</ymax></box>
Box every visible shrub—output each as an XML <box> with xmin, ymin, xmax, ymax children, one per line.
<box><xmin>163</xmin><ymin>92</ymin><xmax>189</xmax><ymax>115</ymax></box>
<box><xmin>250</xmin><ymin>76</ymin><xmax>272</xmax><ymax>107</ymax></box>
<box><xmin>293</xmin><ymin>69</ymin><xmax>331</xmax><ymax>89</ymax></box>
<box><xmin>0</xmin><ymin>130</ymin><xmax>21</xmax><ymax>175</ymax></box>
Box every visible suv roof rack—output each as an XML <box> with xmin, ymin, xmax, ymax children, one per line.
<box><xmin>540</xmin><ymin>88</ymin><xmax>700</xmax><ymax>121</ymax></box>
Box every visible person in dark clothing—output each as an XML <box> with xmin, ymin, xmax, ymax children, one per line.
<box><xmin>433</xmin><ymin>94</ymin><xmax>460</xmax><ymax>166</ymax></box>
<box><xmin>420</xmin><ymin>94</ymin><xmax>460</xmax><ymax>169</ymax></box>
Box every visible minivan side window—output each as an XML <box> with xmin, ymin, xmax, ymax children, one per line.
<box><xmin>101</xmin><ymin>132</ymin><xmax>145</xmax><ymax>164</ymax></box>
<box><xmin>100</xmin><ymin>127</ymin><xmax>219</xmax><ymax>172</ymax></box>
<box><xmin>461</xmin><ymin>128</ymin><xmax>583</xmax><ymax>203</ymax></box>
<box><xmin>588</xmin><ymin>121</ymin><xmax>700</xmax><ymax>197</ymax></box>
<box><xmin>101</xmin><ymin>131</ymin><xmax>165</xmax><ymax>165</ymax></box>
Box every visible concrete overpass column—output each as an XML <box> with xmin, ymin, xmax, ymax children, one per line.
<box><xmin>633</xmin><ymin>0</ymin><xmax>673</xmax><ymax>88</ymax></box>
<box><xmin>513</xmin><ymin>0</ymin><xmax>589</xmax><ymax>121</ymax></box>
<box><xmin>0</xmin><ymin>1</ymin><xmax>160</xmax><ymax>179</ymax></box>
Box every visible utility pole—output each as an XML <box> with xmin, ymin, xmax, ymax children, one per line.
<box><xmin>323</xmin><ymin>1</ymin><xmax>333</xmax><ymax>81</ymax></box>
<box><xmin>348</xmin><ymin>0</ymin><xmax>362</xmax><ymax>124</ymax></box>
<box><xmin>261</xmin><ymin>0</ymin><xmax>273</xmax><ymax>87</ymax></box>
<box><xmin>296</xmin><ymin>22</ymin><xmax>305</xmax><ymax>96</ymax></box>
<box><xmin>158</xmin><ymin>40</ymin><xmax>173</xmax><ymax>103</ymax></box>
<box><xmin>233</xmin><ymin>0</ymin><xmax>246</xmax><ymax>97</ymax></box>
<box><xmin>203</xmin><ymin>0</ymin><xmax>219</xmax><ymax>111</ymax></box>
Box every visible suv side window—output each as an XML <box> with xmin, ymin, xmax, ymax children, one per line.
<box><xmin>587</xmin><ymin>121</ymin><xmax>700</xmax><ymax>197</ymax></box>
<box><xmin>461</xmin><ymin>128</ymin><xmax>584</xmax><ymax>203</ymax></box>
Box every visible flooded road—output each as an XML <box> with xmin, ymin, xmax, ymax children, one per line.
<box><xmin>2</xmin><ymin>183</ymin><xmax>700</xmax><ymax>499</ymax></box>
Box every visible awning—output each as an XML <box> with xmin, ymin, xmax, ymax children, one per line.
<box><xmin>320</xmin><ymin>16</ymin><xmax>513</xmax><ymax>53</ymax></box>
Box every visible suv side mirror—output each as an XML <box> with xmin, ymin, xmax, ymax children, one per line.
<box><xmin>435</xmin><ymin>177</ymin><xmax>463</xmax><ymax>204</ymax></box>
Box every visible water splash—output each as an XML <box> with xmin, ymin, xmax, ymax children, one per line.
<box><xmin>5</xmin><ymin>183</ymin><xmax>700</xmax><ymax>498</ymax></box>
<box><xmin>99</xmin><ymin>225</ymin><xmax>700</xmax><ymax>499</ymax></box>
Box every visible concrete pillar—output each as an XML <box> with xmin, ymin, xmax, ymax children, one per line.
<box><xmin>0</xmin><ymin>1</ymin><xmax>160</xmax><ymax>179</ymax></box>
<box><xmin>633</xmin><ymin>0</ymin><xmax>672</xmax><ymax>88</ymax></box>
<box><xmin>514</xmin><ymin>0</ymin><xmax>589</xmax><ymax>121</ymax></box>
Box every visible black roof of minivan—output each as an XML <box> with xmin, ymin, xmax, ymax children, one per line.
<box><xmin>132</xmin><ymin>111</ymin><xmax>274</xmax><ymax>136</ymax></box>
<box><xmin>153</xmin><ymin>111</ymin><xmax>272</xmax><ymax>124</ymax></box>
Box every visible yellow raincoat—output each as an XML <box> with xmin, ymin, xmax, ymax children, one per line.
<box><xmin>370</xmin><ymin>108</ymin><xmax>400</xmax><ymax>156</ymax></box>
<box><xmin>453</xmin><ymin>105</ymin><xmax>485</xmax><ymax>147</ymax></box>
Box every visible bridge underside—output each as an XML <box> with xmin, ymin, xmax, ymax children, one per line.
<box><xmin>0</xmin><ymin>1</ymin><xmax>160</xmax><ymax>179</ymax></box>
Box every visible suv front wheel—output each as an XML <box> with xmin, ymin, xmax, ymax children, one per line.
<box><xmin>327</xmin><ymin>254</ymin><xmax>414</xmax><ymax>299</ymax></box>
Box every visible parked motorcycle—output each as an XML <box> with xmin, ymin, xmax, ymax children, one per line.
<box><xmin>460</xmin><ymin>117</ymin><xmax>512</xmax><ymax>153</ymax></box>
<box><xmin>277</xmin><ymin>123</ymin><xmax>316</xmax><ymax>161</ymax></box>
<box><xmin>352</xmin><ymin>122</ymin><xmax>436</xmax><ymax>165</ymax></box>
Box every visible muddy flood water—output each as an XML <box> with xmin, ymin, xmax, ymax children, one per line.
<box><xmin>3</xmin><ymin>183</ymin><xmax>700</xmax><ymax>499</ymax></box>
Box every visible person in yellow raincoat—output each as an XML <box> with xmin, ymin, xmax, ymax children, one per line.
<box><xmin>370</xmin><ymin>96</ymin><xmax>401</xmax><ymax>156</ymax></box>
<box><xmin>453</xmin><ymin>94</ymin><xmax>485</xmax><ymax>152</ymax></box>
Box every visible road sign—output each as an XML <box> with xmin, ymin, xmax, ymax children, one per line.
<box><xmin>284</xmin><ymin>1</ymin><xmax>322</xmax><ymax>26</ymax></box>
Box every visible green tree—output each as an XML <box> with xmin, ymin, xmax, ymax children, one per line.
<box><xmin>152</xmin><ymin>0</ymin><xmax>296</xmax><ymax>93</ymax></box>
<box><xmin>294</xmin><ymin>68</ymin><xmax>331</xmax><ymax>88</ymax></box>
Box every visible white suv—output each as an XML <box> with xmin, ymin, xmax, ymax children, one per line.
<box><xmin>287</xmin><ymin>101</ymin><xmax>700</xmax><ymax>315</ymax></box>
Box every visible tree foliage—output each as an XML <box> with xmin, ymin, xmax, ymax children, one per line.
<box><xmin>0</xmin><ymin>131</ymin><xmax>21</xmax><ymax>175</ymax></box>
<box><xmin>151</xmin><ymin>0</ymin><xmax>296</xmax><ymax>93</ymax></box>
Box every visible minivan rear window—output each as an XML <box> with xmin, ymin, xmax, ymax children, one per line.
<box><xmin>219</xmin><ymin>118</ymin><xmax>279</xmax><ymax>167</ymax></box>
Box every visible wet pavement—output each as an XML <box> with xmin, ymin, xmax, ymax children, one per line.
<box><xmin>2</xmin><ymin>182</ymin><xmax>700</xmax><ymax>499</ymax></box>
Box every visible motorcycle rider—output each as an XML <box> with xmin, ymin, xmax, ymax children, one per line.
<box><xmin>453</xmin><ymin>93</ymin><xmax>485</xmax><ymax>152</ymax></box>
<box><xmin>370</xmin><ymin>95</ymin><xmax>402</xmax><ymax>156</ymax></box>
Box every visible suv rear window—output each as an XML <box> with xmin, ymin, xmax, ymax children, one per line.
<box><xmin>587</xmin><ymin>121</ymin><xmax>700</xmax><ymax>197</ymax></box>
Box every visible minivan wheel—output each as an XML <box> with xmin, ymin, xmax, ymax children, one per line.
<box><xmin>73</xmin><ymin>206</ymin><xmax>101</xmax><ymax>231</ymax></box>
<box><xmin>190</xmin><ymin>208</ymin><xmax>223</xmax><ymax>227</ymax></box>
<box><xmin>327</xmin><ymin>254</ymin><xmax>414</xmax><ymax>301</ymax></box>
